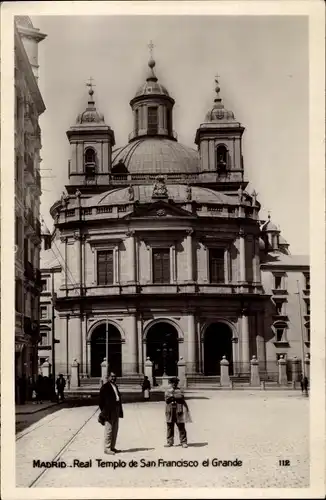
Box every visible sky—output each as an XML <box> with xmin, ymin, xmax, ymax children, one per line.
<box><xmin>33</xmin><ymin>15</ymin><xmax>309</xmax><ymax>255</ymax></box>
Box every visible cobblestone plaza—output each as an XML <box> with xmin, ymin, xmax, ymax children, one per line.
<box><xmin>16</xmin><ymin>390</ymin><xmax>309</xmax><ymax>489</ymax></box>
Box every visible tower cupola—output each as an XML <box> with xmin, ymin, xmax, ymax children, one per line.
<box><xmin>129</xmin><ymin>42</ymin><xmax>176</xmax><ymax>142</ymax></box>
<box><xmin>65</xmin><ymin>80</ymin><xmax>115</xmax><ymax>195</ymax></box>
<box><xmin>195</xmin><ymin>76</ymin><xmax>245</xmax><ymax>193</ymax></box>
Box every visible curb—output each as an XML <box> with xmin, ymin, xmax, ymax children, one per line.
<box><xmin>16</xmin><ymin>403</ymin><xmax>59</xmax><ymax>415</ymax></box>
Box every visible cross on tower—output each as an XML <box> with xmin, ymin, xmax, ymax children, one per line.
<box><xmin>86</xmin><ymin>76</ymin><xmax>96</xmax><ymax>92</ymax></box>
<box><xmin>148</xmin><ymin>40</ymin><xmax>154</xmax><ymax>58</ymax></box>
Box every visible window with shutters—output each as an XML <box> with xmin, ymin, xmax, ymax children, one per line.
<box><xmin>97</xmin><ymin>250</ymin><xmax>114</xmax><ymax>285</ymax></box>
<box><xmin>209</xmin><ymin>248</ymin><xmax>225</xmax><ymax>283</ymax></box>
<box><xmin>40</xmin><ymin>306</ymin><xmax>48</xmax><ymax>319</ymax></box>
<box><xmin>147</xmin><ymin>106</ymin><xmax>158</xmax><ymax>134</ymax></box>
<box><xmin>153</xmin><ymin>248</ymin><xmax>170</xmax><ymax>284</ymax></box>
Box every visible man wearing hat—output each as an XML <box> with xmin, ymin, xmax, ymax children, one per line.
<box><xmin>164</xmin><ymin>377</ymin><xmax>191</xmax><ymax>448</ymax></box>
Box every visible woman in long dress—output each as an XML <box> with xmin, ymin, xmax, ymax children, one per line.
<box><xmin>142</xmin><ymin>376</ymin><xmax>151</xmax><ymax>400</ymax></box>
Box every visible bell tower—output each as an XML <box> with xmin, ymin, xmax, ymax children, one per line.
<box><xmin>195</xmin><ymin>77</ymin><xmax>246</xmax><ymax>193</ymax></box>
<box><xmin>66</xmin><ymin>79</ymin><xmax>115</xmax><ymax>195</ymax></box>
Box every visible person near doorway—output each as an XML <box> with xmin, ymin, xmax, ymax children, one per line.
<box><xmin>99</xmin><ymin>372</ymin><xmax>123</xmax><ymax>455</ymax></box>
<box><xmin>164</xmin><ymin>377</ymin><xmax>191</xmax><ymax>448</ymax></box>
<box><xmin>35</xmin><ymin>375</ymin><xmax>44</xmax><ymax>404</ymax></box>
<box><xmin>141</xmin><ymin>376</ymin><xmax>151</xmax><ymax>400</ymax></box>
<box><xmin>56</xmin><ymin>374</ymin><xmax>66</xmax><ymax>402</ymax></box>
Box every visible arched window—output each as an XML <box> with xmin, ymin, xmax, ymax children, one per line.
<box><xmin>147</xmin><ymin>106</ymin><xmax>158</xmax><ymax>134</ymax></box>
<box><xmin>84</xmin><ymin>148</ymin><xmax>96</xmax><ymax>178</ymax></box>
<box><xmin>85</xmin><ymin>148</ymin><xmax>96</xmax><ymax>164</ymax></box>
<box><xmin>216</xmin><ymin>145</ymin><xmax>228</xmax><ymax>170</ymax></box>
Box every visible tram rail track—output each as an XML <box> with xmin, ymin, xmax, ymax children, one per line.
<box><xmin>29</xmin><ymin>406</ymin><xmax>99</xmax><ymax>487</ymax></box>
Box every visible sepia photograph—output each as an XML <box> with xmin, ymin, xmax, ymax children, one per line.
<box><xmin>1</xmin><ymin>1</ymin><xmax>325</xmax><ymax>499</ymax></box>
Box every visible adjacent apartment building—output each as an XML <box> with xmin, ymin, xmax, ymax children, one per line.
<box><xmin>14</xmin><ymin>16</ymin><xmax>46</xmax><ymax>402</ymax></box>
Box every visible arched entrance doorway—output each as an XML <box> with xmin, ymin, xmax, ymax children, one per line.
<box><xmin>146</xmin><ymin>322</ymin><xmax>179</xmax><ymax>377</ymax></box>
<box><xmin>204</xmin><ymin>322</ymin><xmax>233</xmax><ymax>375</ymax></box>
<box><xmin>90</xmin><ymin>323</ymin><xmax>122</xmax><ymax>377</ymax></box>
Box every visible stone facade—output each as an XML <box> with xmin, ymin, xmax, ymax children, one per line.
<box><xmin>14</xmin><ymin>17</ymin><xmax>46</xmax><ymax>398</ymax></box>
<box><xmin>40</xmin><ymin>59</ymin><xmax>309</xmax><ymax>383</ymax></box>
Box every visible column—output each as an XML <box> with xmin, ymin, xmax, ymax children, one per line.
<box><xmin>187</xmin><ymin>314</ymin><xmax>196</xmax><ymax>374</ymax></box>
<box><xmin>65</xmin><ymin>315</ymin><xmax>69</xmax><ymax>377</ymax></box>
<box><xmin>137</xmin><ymin>315</ymin><xmax>144</xmax><ymax>373</ymax></box>
<box><xmin>63</xmin><ymin>237</ymin><xmax>68</xmax><ymax>290</ymax></box>
<box><xmin>201</xmin><ymin>140</ymin><xmax>209</xmax><ymax>170</ymax></box>
<box><xmin>252</xmin><ymin>236</ymin><xmax>261</xmax><ymax>284</ymax></box>
<box><xmin>241</xmin><ymin>310</ymin><xmax>250</xmax><ymax>374</ymax></box>
<box><xmin>113</xmin><ymin>245</ymin><xmax>119</xmax><ymax>284</ymax></box>
<box><xmin>128</xmin><ymin>231</ymin><xmax>136</xmax><ymax>282</ymax></box>
<box><xmin>239</xmin><ymin>228</ymin><xmax>246</xmax><ymax>283</ymax></box>
<box><xmin>171</xmin><ymin>245</ymin><xmax>177</xmax><ymax>283</ymax></box>
<box><xmin>79</xmin><ymin>315</ymin><xmax>83</xmax><ymax>374</ymax></box>
<box><xmin>81</xmin><ymin>315</ymin><xmax>87</xmax><ymax>378</ymax></box>
<box><xmin>256</xmin><ymin>312</ymin><xmax>266</xmax><ymax>372</ymax></box>
<box><xmin>208</xmin><ymin>140</ymin><xmax>215</xmax><ymax>170</ymax></box>
<box><xmin>224</xmin><ymin>248</ymin><xmax>229</xmax><ymax>284</ymax></box>
<box><xmin>126</xmin><ymin>314</ymin><xmax>138</xmax><ymax>374</ymax></box>
<box><xmin>186</xmin><ymin>230</ymin><xmax>193</xmax><ymax>282</ymax></box>
<box><xmin>73</xmin><ymin>231</ymin><xmax>82</xmax><ymax>288</ymax></box>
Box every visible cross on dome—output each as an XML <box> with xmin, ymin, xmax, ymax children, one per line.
<box><xmin>86</xmin><ymin>76</ymin><xmax>96</xmax><ymax>97</ymax></box>
<box><xmin>148</xmin><ymin>40</ymin><xmax>154</xmax><ymax>59</ymax></box>
<box><xmin>147</xmin><ymin>40</ymin><xmax>157</xmax><ymax>79</ymax></box>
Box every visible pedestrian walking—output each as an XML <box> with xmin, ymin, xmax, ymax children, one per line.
<box><xmin>98</xmin><ymin>372</ymin><xmax>123</xmax><ymax>455</ymax></box>
<box><xmin>35</xmin><ymin>375</ymin><xmax>44</xmax><ymax>404</ymax></box>
<box><xmin>141</xmin><ymin>376</ymin><xmax>151</xmax><ymax>400</ymax></box>
<box><xmin>303</xmin><ymin>376</ymin><xmax>309</xmax><ymax>396</ymax></box>
<box><xmin>299</xmin><ymin>373</ymin><xmax>304</xmax><ymax>393</ymax></box>
<box><xmin>56</xmin><ymin>374</ymin><xmax>66</xmax><ymax>402</ymax></box>
<box><xmin>164</xmin><ymin>377</ymin><xmax>191</xmax><ymax>448</ymax></box>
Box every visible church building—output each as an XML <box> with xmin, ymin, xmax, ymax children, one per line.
<box><xmin>40</xmin><ymin>54</ymin><xmax>310</xmax><ymax>384</ymax></box>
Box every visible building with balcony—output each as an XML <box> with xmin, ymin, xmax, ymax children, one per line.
<box><xmin>43</xmin><ymin>55</ymin><xmax>309</xmax><ymax>384</ymax></box>
<box><xmin>259</xmin><ymin>219</ymin><xmax>310</xmax><ymax>378</ymax></box>
<box><xmin>14</xmin><ymin>16</ymin><xmax>46</xmax><ymax>400</ymax></box>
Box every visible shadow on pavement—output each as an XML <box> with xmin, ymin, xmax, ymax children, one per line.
<box><xmin>185</xmin><ymin>396</ymin><xmax>210</xmax><ymax>400</ymax></box>
<box><xmin>187</xmin><ymin>442</ymin><xmax>208</xmax><ymax>448</ymax></box>
<box><xmin>119</xmin><ymin>447</ymin><xmax>155</xmax><ymax>453</ymax></box>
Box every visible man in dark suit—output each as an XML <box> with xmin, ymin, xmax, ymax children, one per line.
<box><xmin>99</xmin><ymin>372</ymin><xmax>123</xmax><ymax>455</ymax></box>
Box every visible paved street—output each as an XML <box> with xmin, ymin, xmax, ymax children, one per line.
<box><xmin>16</xmin><ymin>390</ymin><xmax>309</xmax><ymax>488</ymax></box>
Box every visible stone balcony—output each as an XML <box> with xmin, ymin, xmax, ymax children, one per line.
<box><xmin>56</xmin><ymin>281</ymin><xmax>263</xmax><ymax>300</ymax></box>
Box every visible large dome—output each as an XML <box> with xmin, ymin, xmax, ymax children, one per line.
<box><xmin>112</xmin><ymin>138</ymin><xmax>199</xmax><ymax>175</ymax></box>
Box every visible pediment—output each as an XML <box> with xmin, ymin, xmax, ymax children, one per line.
<box><xmin>127</xmin><ymin>200</ymin><xmax>195</xmax><ymax>219</ymax></box>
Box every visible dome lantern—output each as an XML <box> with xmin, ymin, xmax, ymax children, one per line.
<box><xmin>76</xmin><ymin>80</ymin><xmax>105</xmax><ymax>125</ymax></box>
<box><xmin>129</xmin><ymin>42</ymin><xmax>176</xmax><ymax>142</ymax></box>
<box><xmin>205</xmin><ymin>76</ymin><xmax>236</xmax><ymax>123</ymax></box>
